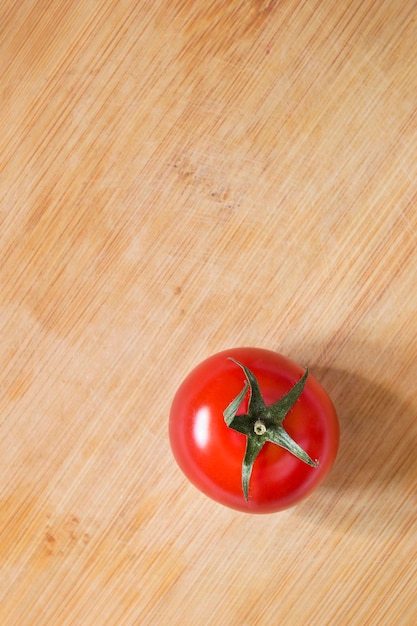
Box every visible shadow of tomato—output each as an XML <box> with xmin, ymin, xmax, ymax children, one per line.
<box><xmin>308</xmin><ymin>366</ymin><xmax>417</xmax><ymax>501</ymax></box>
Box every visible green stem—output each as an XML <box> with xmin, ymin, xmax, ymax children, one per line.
<box><xmin>223</xmin><ymin>359</ymin><xmax>318</xmax><ymax>501</ymax></box>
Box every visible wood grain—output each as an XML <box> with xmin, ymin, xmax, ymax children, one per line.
<box><xmin>1</xmin><ymin>0</ymin><xmax>416</xmax><ymax>624</ymax></box>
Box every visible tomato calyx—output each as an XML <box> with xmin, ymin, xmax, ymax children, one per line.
<box><xmin>223</xmin><ymin>358</ymin><xmax>319</xmax><ymax>501</ymax></box>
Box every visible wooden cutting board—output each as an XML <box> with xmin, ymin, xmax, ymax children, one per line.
<box><xmin>1</xmin><ymin>1</ymin><xmax>416</xmax><ymax>624</ymax></box>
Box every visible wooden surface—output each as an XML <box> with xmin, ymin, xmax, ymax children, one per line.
<box><xmin>1</xmin><ymin>1</ymin><xmax>416</xmax><ymax>624</ymax></box>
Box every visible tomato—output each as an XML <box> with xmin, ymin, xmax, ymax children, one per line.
<box><xmin>169</xmin><ymin>347</ymin><xmax>339</xmax><ymax>513</ymax></box>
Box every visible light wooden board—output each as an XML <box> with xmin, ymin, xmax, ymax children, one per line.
<box><xmin>1</xmin><ymin>1</ymin><xmax>416</xmax><ymax>624</ymax></box>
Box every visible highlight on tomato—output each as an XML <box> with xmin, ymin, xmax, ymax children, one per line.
<box><xmin>169</xmin><ymin>347</ymin><xmax>339</xmax><ymax>514</ymax></box>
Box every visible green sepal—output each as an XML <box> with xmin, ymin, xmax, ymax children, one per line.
<box><xmin>266</xmin><ymin>425</ymin><xmax>318</xmax><ymax>468</ymax></box>
<box><xmin>242</xmin><ymin>435</ymin><xmax>265</xmax><ymax>501</ymax></box>
<box><xmin>224</xmin><ymin>380</ymin><xmax>249</xmax><ymax>426</ymax></box>
<box><xmin>268</xmin><ymin>368</ymin><xmax>309</xmax><ymax>422</ymax></box>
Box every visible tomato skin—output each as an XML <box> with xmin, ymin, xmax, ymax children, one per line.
<box><xmin>169</xmin><ymin>347</ymin><xmax>339</xmax><ymax>513</ymax></box>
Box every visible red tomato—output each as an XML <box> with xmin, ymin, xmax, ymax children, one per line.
<box><xmin>169</xmin><ymin>347</ymin><xmax>339</xmax><ymax>513</ymax></box>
